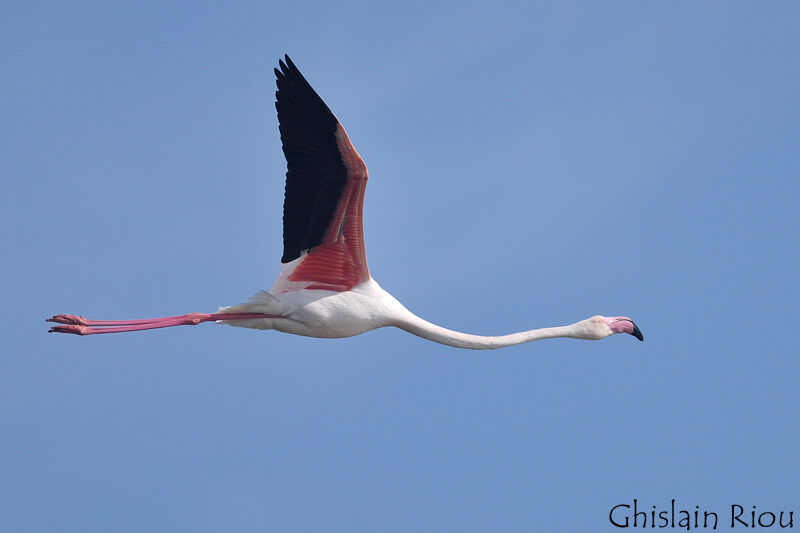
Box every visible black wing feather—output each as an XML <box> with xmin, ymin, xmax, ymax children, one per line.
<box><xmin>275</xmin><ymin>55</ymin><xmax>347</xmax><ymax>264</ymax></box>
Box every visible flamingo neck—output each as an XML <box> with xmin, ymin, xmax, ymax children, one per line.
<box><xmin>393</xmin><ymin>310</ymin><xmax>583</xmax><ymax>350</ymax></box>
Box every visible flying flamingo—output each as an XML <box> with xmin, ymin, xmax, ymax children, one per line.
<box><xmin>48</xmin><ymin>55</ymin><xmax>643</xmax><ymax>349</ymax></box>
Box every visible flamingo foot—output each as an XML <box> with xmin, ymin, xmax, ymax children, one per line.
<box><xmin>49</xmin><ymin>324</ymin><xmax>89</xmax><ymax>335</ymax></box>
<box><xmin>47</xmin><ymin>314</ymin><xmax>88</xmax><ymax>325</ymax></box>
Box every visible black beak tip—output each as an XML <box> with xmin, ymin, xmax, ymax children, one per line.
<box><xmin>630</xmin><ymin>322</ymin><xmax>644</xmax><ymax>342</ymax></box>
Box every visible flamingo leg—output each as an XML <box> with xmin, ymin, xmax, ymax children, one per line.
<box><xmin>47</xmin><ymin>312</ymin><xmax>279</xmax><ymax>335</ymax></box>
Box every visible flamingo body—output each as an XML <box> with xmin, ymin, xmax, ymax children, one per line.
<box><xmin>220</xmin><ymin>279</ymin><xmax>400</xmax><ymax>339</ymax></box>
<box><xmin>47</xmin><ymin>55</ymin><xmax>643</xmax><ymax>349</ymax></box>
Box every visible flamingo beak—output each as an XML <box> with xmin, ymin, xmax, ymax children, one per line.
<box><xmin>604</xmin><ymin>316</ymin><xmax>644</xmax><ymax>342</ymax></box>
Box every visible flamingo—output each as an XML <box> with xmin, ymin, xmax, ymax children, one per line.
<box><xmin>47</xmin><ymin>55</ymin><xmax>643</xmax><ymax>349</ymax></box>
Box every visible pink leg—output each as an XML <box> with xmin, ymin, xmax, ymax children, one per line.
<box><xmin>47</xmin><ymin>312</ymin><xmax>279</xmax><ymax>336</ymax></box>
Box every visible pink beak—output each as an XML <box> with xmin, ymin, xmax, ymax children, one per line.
<box><xmin>603</xmin><ymin>316</ymin><xmax>644</xmax><ymax>341</ymax></box>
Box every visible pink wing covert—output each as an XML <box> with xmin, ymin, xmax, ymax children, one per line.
<box><xmin>286</xmin><ymin>125</ymin><xmax>370</xmax><ymax>291</ymax></box>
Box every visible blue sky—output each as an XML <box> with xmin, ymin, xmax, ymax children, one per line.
<box><xmin>3</xmin><ymin>1</ymin><xmax>799</xmax><ymax>531</ymax></box>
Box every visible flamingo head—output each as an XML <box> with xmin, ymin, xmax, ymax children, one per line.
<box><xmin>574</xmin><ymin>315</ymin><xmax>644</xmax><ymax>341</ymax></box>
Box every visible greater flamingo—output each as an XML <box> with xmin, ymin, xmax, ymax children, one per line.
<box><xmin>48</xmin><ymin>55</ymin><xmax>643</xmax><ymax>349</ymax></box>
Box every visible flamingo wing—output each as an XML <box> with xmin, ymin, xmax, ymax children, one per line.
<box><xmin>274</xmin><ymin>55</ymin><xmax>370</xmax><ymax>292</ymax></box>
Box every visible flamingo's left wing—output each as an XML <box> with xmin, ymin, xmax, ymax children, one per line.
<box><xmin>273</xmin><ymin>56</ymin><xmax>370</xmax><ymax>292</ymax></box>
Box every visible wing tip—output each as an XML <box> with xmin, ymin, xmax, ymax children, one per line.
<box><xmin>277</xmin><ymin>54</ymin><xmax>296</xmax><ymax>77</ymax></box>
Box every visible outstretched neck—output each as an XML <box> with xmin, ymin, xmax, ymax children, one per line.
<box><xmin>393</xmin><ymin>309</ymin><xmax>583</xmax><ymax>350</ymax></box>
